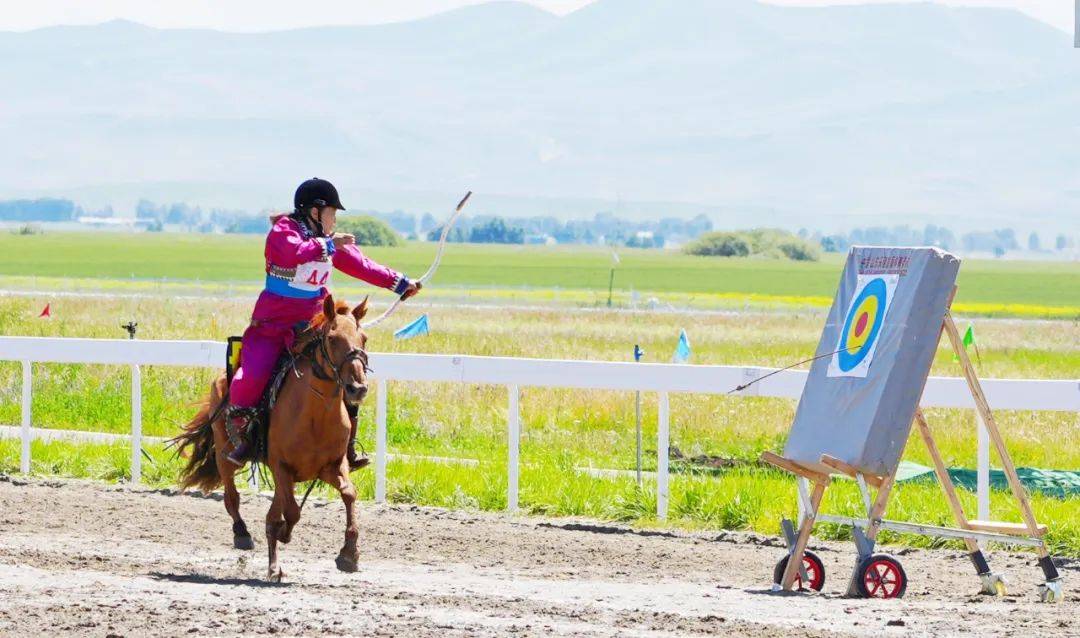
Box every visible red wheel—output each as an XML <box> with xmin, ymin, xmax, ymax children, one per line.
<box><xmin>773</xmin><ymin>550</ymin><xmax>826</xmax><ymax>591</ymax></box>
<box><xmin>855</xmin><ymin>554</ymin><xmax>907</xmax><ymax>599</ymax></box>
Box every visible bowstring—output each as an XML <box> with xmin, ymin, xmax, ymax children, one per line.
<box><xmin>360</xmin><ymin>191</ymin><xmax>472</xmax><ymax>329</ymax></box>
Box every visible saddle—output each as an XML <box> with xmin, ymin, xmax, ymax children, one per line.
<box><xmin>225</xmin><ymin>336</ymin><xmax>299</xmax><ymax>463</ymax></box>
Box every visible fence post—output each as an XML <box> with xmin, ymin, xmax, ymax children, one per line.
<box><xmin>976</xmin><ymin>411</ymin><xmax>990</xmax><ymax>520</ymax></box>
<box><xmin>657</xmin><ymin>391</ymin><xmax>669</xmax><ymax>520</ymax></box>
<box><xmin>130</xmin><ymin>364</ymin><xmax>142</xmax><ymax>484</ymax></box>
<box><xmin>508</xmin><ymin>385</ymin><xmax>520</xmax><ymax>512</ymax></box>
<box><xmin>21</xmin><ymin>361</ymin><xmax>32</xmax><ymax>474</ymax></box>
<box><xmin>375</xmin><ymin>378</ymin><xmax>387</xmax><ymax>504</ymax></box>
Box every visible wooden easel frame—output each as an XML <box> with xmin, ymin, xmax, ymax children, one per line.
<box><xmin>763</xmin><ymin>307</ymin><xmax>1062</xmax><ymax>600</ymax></box>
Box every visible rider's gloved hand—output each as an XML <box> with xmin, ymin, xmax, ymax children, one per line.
<box><xmin>332</xmin><ymin>233</ymin><xmax>355</xmax><ymax>249</ymax></box>
<box><xmin>401</xmin><ymin>281</ymin><xmax>423</xmax><ymax>300</ymax></box>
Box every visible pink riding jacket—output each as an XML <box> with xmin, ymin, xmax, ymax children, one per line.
<box><xmin>227</xmin><ymin>214</ymin><xmax>408</xmax><ymax>409</ymax></box>
<box><xmin>253</xmin><ymin>214</ymin><xmax>408</xmax><ymax>326</ymax></box>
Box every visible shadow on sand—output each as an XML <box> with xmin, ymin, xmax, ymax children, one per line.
<box><xmin>150</xmin><ymin>571</ymin><xmax>290</xmax><ymax>588</ymax></box>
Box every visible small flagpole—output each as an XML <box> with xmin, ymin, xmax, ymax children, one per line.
<box><xmin>607</xmin><ymin>250</ymin><xmax>620</xmax><ymax>308</ymax></box>
<box><xmin>607</xmin><ymin>268</ymin><xmax>615</xmax><ymax>308</ymax></box>
<box><xmin>634</xmin><ymin>344</ymin><xmax>644</xmax><ymax>487</ymax></box>
<box><xmin>968</xmin><ymin>324</ymin><xmax>982</xmax><ymax>367</ymax></box>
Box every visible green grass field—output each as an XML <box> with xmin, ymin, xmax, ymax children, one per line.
<box><xmin>2</xmin><ymin>232</ymin><xmax>1078</xmax><ymax>317</ymax></box>
<box><xmin>1</xmin><ymin>289</ymin><xmax>1078</xmax><ymax>554</ymax></box>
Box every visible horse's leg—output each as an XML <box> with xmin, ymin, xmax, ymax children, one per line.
<box><xmin>278</xmin><ymin>476</ymin><xmax>301</xmax><ymax>545</ymax></box>
<box><xmin>269</xmin><ymin>462</ymin><xmax>300</xmax><ymax>546</ymax></box>
<box><xmin>320</xmin><ymin>461</ymin><xmax>360</xmax><ymax>573</ymax></box>
<box><xmin>265</xmin><ymin>473</ymin><xmax>288</xmax><ymax>582</ymax></box>
<box><xmin>218</xmin><ymin>455</ymin><xmax>254</xmax><ymax>550</ymax></box>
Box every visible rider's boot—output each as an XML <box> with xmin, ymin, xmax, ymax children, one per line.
<box><xmin>225</xmin><ymin>405</ymin><xmax>258</xmax><ymax>467</ymax></box>
<box><xmin>345</xmin><ymin>402</ymin><xmax>369</xmax><ymax>471</ymax></box>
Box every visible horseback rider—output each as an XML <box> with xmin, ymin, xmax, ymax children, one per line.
<box><xmin>225</xmin><ymin>177</ymin><xmax>420</xmax><ymax>468</ymax></box>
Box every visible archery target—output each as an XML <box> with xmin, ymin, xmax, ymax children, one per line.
<box><xmin>828</xmin><ymin>274</ymin><xmax>898</xmax><ymax>378</ymax></box>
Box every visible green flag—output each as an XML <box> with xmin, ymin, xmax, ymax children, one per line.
<box><xmin>953</xmin><ymin>324</ymin><xmax>979</xmax><ymax>364</ymax></box>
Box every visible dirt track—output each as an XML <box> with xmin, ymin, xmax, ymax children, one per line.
<box><xmin>0</xmin><ymin>476</ymin><xmax>1075</xmax><ymax>637</ymax></box>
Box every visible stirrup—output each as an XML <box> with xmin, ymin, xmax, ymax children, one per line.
<box><xmin>226</xmin><ymin>440</ymin><xmax>254</xmax><ymax>467</ymax></box>
<box><xmin>225</xmin><ymin>406</ymin><xmax>258</xmax><ymax>465</ymax></box>
<box><xmin>347</xmin><ymin>438</ymin><xmax>370</xmax><ymax>471</ymax></box>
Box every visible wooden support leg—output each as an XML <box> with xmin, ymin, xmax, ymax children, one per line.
<box><xmin>917</xmin><ymin>408</ymin><xmax>1006</xmax><ymax>594</ymax></box>
<box><xmin>781</xmin><ymin>480</ymin><xmax>827</xmax><ymax>591</ymax></box>
<box><xmin>943</xmin><ymin>316</ymin><xmax>1048</xmax><ymax>555</ymax></box>
<box><xmin>915</xmin><ymin>409</ymin><xmax>979</xmax><ymax>553</ymax></box>
<box><xmin>863</xmin><ymin>470</ymin><xmax>897</xmax><ymax>544</ymax></box>
<box><xmin>944</xmin><ymin>314</ymin><xmax>1061</xmax><ymax>599</ymax></box>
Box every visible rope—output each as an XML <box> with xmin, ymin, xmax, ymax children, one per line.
<box><xmin>360</xmin><ymin>191</ymin><xmax>472</xmax><ymax>329</ymax></box>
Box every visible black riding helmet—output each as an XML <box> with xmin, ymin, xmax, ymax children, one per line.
<box><xmin>294</xmin><ymin>177</ymin><xmax>346</xmax><ymax>213</ymax></box>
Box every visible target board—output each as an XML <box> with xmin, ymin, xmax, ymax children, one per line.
<box><xmin>827</xmin><ymin>274</ymin><xmax>898</xmax><ymax>378</ymax></box>
<box><xmin>782</xmin><ymin>247</ymin><xmax>960</xmax><ymax>476</ymax></box>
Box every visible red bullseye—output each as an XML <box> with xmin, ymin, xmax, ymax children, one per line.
<box><xmin>854</xmin><ymin>312</ymin><xmax>869</xmax><ymax>338</ymax></box>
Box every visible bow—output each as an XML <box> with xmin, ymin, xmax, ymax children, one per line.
<box><xmin>360</xmin><ymin>191</ymin><xmax>472</xmax><ymax>329</ymax></box>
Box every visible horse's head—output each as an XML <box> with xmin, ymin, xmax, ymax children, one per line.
<box><xmin>311</xmin><ymin>294</ymin><xmax>371</xmax><ymax>405</ymax></box>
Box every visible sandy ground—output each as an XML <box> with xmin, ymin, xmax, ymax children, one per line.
<box><xmin>0</xmin><ymin>476</ymin><xmax>1075</xmax><ymax>637</ymax></box>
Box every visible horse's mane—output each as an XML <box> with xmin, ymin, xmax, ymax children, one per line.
<box><xmin>308</xmin><ymin>299</ymin><xmax>351</xmax><ymax>331</ymax></box>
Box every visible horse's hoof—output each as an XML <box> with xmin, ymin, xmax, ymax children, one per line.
<box><xmin>335</xmin><ymin>553</ymin><xmax>359</xmax><ymax>573</ymax></box>
<box><xmin>234</xmin><ymin>534</ymin><xmax>255</xmax><ymax>550</ymax></box>
<box><xmin>267</xmin><ymin>567</ymin><xmax>285</xmax><ymax>583</ymax></box>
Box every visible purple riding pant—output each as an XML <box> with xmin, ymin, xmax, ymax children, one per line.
<box><xmin>228</xmin><ymin>290</ymin><xmax>323</xmax><ymax>408</ymax></box>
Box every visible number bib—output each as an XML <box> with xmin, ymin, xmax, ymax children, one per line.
<box><xmin>291</xmin><ymin>260</ymin><xmax>333</xmax><ymax>292</ymax></box>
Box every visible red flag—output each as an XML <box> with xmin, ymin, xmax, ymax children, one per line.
<box><xmin>38</xmin><ymin>303</ymin><xmax>51</xmax><ymax>318</ymax></box>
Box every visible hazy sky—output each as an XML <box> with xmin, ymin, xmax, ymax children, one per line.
<box><xmin>1</xmin><ymin>0</ymin><xmax>1073</xmax><ymax>33</ymax></box>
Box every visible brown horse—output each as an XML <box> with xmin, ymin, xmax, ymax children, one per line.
<box><xmin>173</xmin><ymin>295</ymin><xmax>371</xmax><ymax>581</ymax></box>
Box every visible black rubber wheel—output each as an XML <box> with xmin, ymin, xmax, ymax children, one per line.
<box><xmin>855</xmin><ymin>554</ymin><xmax>907</xmax><ymax>599</ymax></box>
<box><xmin>773</xmin><ymin>550</ymin><xmax>826</xmax><ymax>591</ymax></box>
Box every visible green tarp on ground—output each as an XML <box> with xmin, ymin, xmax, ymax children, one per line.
<box><xmin>896</xmin><ymin>461</ymin><xmax>1080</xmax><ymax>499</ymax></box>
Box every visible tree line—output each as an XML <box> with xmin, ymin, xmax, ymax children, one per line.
<box><xmin>815</xmin><ymin>225</ymin><xmax>1071</xmax><ymax>256</ymax></box>
<box><xmin>1</xmin><ymin>198</ymin><xmax>1073</xmax><ymax>255</ymax></box>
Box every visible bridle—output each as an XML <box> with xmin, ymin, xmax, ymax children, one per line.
<box><xmin>295</xmin><ymin>325</ymin><xmax>371</xmax><ymax>394</ymax></box>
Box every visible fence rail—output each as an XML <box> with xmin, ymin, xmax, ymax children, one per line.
<box><xmin>3</xmin><ymin>336</ymin><xmax>1078</xmax><ymax>519</ymax></box>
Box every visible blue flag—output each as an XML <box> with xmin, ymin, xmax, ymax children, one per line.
<box><xmin>673</xmin><ymin>329</ymin><xmax>691</xmax><ymax>363</ymax></box>
<box><xmin>394</xmin><ymin>314</ymin><xmax>430</xmax><ymax>340</ymax></box>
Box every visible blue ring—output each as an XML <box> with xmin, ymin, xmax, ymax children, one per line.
<box><xmin>838</xmin><ymin>278</ymin><xmax>887</xmax><ymax>372</ymax></box>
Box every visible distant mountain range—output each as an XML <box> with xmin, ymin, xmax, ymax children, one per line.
<box><xmin>1</xmin><ymin>0</ymin><xmax>1078</xmax><ymax>234</ymax></box>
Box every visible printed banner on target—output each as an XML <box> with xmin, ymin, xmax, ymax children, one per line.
<box><xmin>827</xmin><ymin>274</ymin><xmax>898</xmax><ymax>378</ymax></box>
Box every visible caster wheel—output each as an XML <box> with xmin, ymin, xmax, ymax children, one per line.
<box><xmin>855</xmin><ymin>554</ymin><xmax>907</xmax><ymax>599</ymax></box>
<box><xmin>773</xmin><ymin>550</ymin><xmax>826</xmax><ymax>591</ymax></box>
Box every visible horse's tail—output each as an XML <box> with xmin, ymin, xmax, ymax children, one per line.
<box><xmin>173</xmin><ymin>381</ymin><xmax>228</xmax><ymax>493</ymax></box>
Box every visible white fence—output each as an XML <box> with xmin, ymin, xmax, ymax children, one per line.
<box><xmin>2</xmin><ymin>336</ymin><xmax>1078</xmax><ymax>520</ymax></box>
